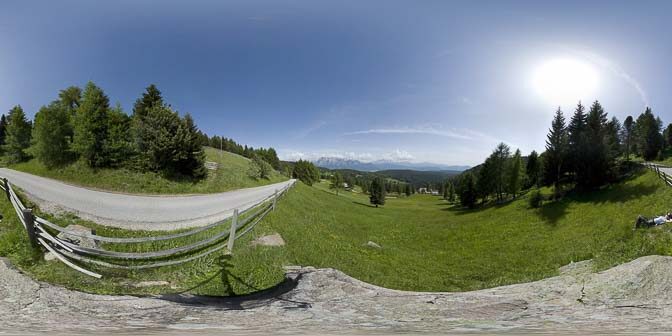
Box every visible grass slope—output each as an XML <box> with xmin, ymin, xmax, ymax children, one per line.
<box><xmin>1</xmin><ymin>168</ymin><xmax>671</xmax><ymax>295</ymax></box>
<box><xmin>6</xmin><ymin>147</ymin><xmax>287</xmax><ymax>194</ymax></box>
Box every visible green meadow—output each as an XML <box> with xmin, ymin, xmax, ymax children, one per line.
<box><xmin>1</xmin><ymin>167</ymin><xmax>671</xmax><ymax>295</ymax></box>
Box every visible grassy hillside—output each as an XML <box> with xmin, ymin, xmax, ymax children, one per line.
<box><xmin>1</xmin><ymin>167</ymin><xmax>671</xmax><ymax>295</ymax></box>
<box><xmin>5</xmin><ymin>147</ymin><xmax>287</xmax><ymax>194</ymax></box>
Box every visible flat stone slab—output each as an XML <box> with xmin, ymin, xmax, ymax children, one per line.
<box><xmin>56</xmin><ymin>224</ymin><xmax>98</xmax><ymax>248</ymax></box>
<box><xmin>5</xmin><ymin>256</ymin><xmax>672</xmax><ymax>334</ymax></box>
<box><xmin>251</xmin><ymin>233</ymin><xmax>285</xmax><ymax>247</ymax></box>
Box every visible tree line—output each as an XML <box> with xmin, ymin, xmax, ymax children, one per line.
<box><xmin>452</xmin><ymin>101</ymin><xmax>668</xmax><ymax>208</ymax></box>
<box><xmin>1</xmin><ymin>83</ymin><xmax>206</xmax><ymax>178</ymax></box>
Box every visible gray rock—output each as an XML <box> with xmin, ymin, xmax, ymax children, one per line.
<box><xmin>6</xmin><ymin>255</ymin><xmax>672</xmax><ymax>333</ymax></box>
<box><xmin>365</xmin><ymin>240</ymin><xmax>381</xmax><ymax>248</ymax></box>
<box><xmin>43</xmin><ymin>252</ymin><xmax>57</xmax><ymax>262</ymax></box>
<box><xmin>56</xmin><ymin>224</ymin><xmax>98</xmax><ymax>248</ymax></box>
<box><xmin>251</xmin><ymin>233</ymin><xmax>285</xmax><ymax>247</ymax></box>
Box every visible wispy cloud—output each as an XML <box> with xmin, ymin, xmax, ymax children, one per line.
<box><xmin>278</xmin><ymin>149</ymin><xmax>414</xmax><ymax>163</ymax></box>
<box><xmin>343</xmin><ymin>126</ymin><xmax>475</xmax><ymax>140</ymax></box>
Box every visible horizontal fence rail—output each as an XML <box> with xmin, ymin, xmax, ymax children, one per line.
<box><xmin>644</xmin><ymin>162</ymin><xmax>672</xmax><ymax>186</ymax></box>
<box><xmin>0</xmin><ymin>177</ymin><xmax>294</xmax><ymax>278</ymax></box>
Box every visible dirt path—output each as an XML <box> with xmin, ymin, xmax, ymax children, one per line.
<box><xmin>0</xmin><ymin>168</ymin><xmax>294</xmax><ymax>231</ymax></box>
<box><xmin>3</xmin><ymin>255</ymin><xmax>672</xmax><ymax>334</ymax></box>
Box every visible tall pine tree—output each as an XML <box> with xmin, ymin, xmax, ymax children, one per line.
<box><xmin>4</xmin><ymin>106</ymin><xmax>31</xmax><ymax>163</ymax></box>
<box><xmin>567</xmin><ymin>102</ymin><xmax>589</xmax><ymax>188</ymax></box>
<box><xmin>543</xmin><ymin>107</ymin><xmax>567</xmax><ymax>198</ymax></box>
<box><xmin>622</xmin><ymin>115</ymin><xmax>634</xmax><ymax>160</ymax></box>
<box><xmin>73</xmin><ymin>82</ymin><xmax>110</xmax><ymax>167</ymax></box>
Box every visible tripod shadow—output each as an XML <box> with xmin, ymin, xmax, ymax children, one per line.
<box><xmin>158</xmin><ymin>254</ymin><xmax>311</xmax><ymax>310</ymax></box>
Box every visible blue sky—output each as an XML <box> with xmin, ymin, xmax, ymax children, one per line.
<box><xmin>1</xmin><ymin>0</ymin><xmax>669</xmax><ymax>165</ymax></box>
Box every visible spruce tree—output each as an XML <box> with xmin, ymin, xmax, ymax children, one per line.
<box><xmin>105</xmin><ymin>104</ymin><xmax>134</xmax><ymax>168</ymax></box>
<box><xmin>567</xmin><ymin>102</ymin><xmax>589</xmax><ymax>187</ymax></box>
<box><xmin>133</xmin><ymin>84</ymin><xmax>164</xmax><ymax>159</ymax></box>
<box><xmin>457</xmin><ymin>172</ymin><xmax>477</xmax><ymax>208</ymax></box>
<box><xmin>477</xmin><ymin>157</ymin><xmax>495</xmax><ymax>204</ymax></box>
<box><xmin>133</xmin><ymin>84</ymin><xmax>163</xmax><ymax>120</ymax></box>
<box><xmin>369</xmin><ymin>177</ymin><xmax>386</xmax><ymax>207</ymax></box>
<box><xmin>506</xmin><ymin>148</ymin><xmax>524</xmax><ymax>198</ymax></box>
<box><xmin>525</xmin><ymin>150</ymin><xmax>541</xmax><ymax>188</ymax></box>
<box><xmin>584</xmin><ymin>100</ymin><xmax>609</xmax><ymax>189</ymax></box>
<box><xmin>178</xmin><ymin>113</ymin><xmax>207</xmax><ymax>178</ymax></box>
<box><xmin>622</xmin><ymin>116</ymin><xmax>634</xmax><ymax>160</ymax></box>
<box><xmin>634</xmin><ymin>107</ymin><xmax>663</xmax><ymax>160</ymax></box>
<box><xmin>664</xmin><ymin>123</ymin><xmax>672</xmax><ymax>149</ymax></box>
<box><xmin>491</xmin><ymin>143</ymin><xmax>511</xmax><ymax>201</ymax></box>
<box><xmin>4</xmin><ymin>105</ymin><xmax>32</xmax><ymax>163</ymax></box>
<box><xmin>0</xmin><ymin>114</ymin><xmax>7</xmax><ymax>148</ymax></box>
<box><xmin>543</xmin><ymin>107</ymin><xmax>567</xmax><ymax>198</ymax></box>
<box><xmin>33</xmin><ymin>102</ymin><xmax>73</xmax><ymax>168</ymax></box>
<box><xmin>73</xmin><ymin>82</ymin><xmax>110</xmax><ymax>167</ymax></box>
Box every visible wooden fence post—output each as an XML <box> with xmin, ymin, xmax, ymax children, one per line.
<box><xmin>227</xmin><ymin>209</ymin><xmax>239</xmax><ymax>253</ymax></box>
<box><xmin>22</xmin><ymin>209</ymin><xmax>38</xmax><ymax>247</ymax></box>
<box><xmin>3</xmin><ymin>178</ymin><xmax>9</xmax><ymax>200</ymax></box>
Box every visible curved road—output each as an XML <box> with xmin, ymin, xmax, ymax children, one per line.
<box><xmin>0</xmin><ymin>168</ymin><xmax>295</xmax><ymax>231</ymax></box>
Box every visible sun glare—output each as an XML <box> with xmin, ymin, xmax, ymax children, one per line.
<box><xmin>532</xmin><ymin>58</ymin><xmax>599</xmax><ymax>106</ymax></box>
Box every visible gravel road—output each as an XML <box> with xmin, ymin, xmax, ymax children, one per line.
<box><xmin>0</xmin><ymin>168</ymin><xmax>295</xmax><ymax>231</ymax></box>
<box><xmin>3</xmin><ymin>255</ymin><xmax>672</xmax><ymax>335</ymax></box>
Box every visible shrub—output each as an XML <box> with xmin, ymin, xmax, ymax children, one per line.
<box><xmin>528</xmin><ymin>189</ymin><xmax>543</xmax><ymax>208</ymax></box>
<box><xmin>248</xmin><ymin>155</ymin><xmax>272</xmax><ymax>179</ymax></box>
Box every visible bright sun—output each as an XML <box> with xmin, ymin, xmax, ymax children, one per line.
<box><xmin>532</xmin><ymin>58</ymin><xmax>599</xmax><ymax>106</ymax></box>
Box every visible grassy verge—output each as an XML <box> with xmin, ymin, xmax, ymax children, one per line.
<box><xmin>6</xmin><ymin>147</ymin><xmax>287</xmax><ymax>194</ymax></box>
<box><xmin>1</xmin><ymin>168</ymin><xmax>672</xmax><ymax>295</ymax></box>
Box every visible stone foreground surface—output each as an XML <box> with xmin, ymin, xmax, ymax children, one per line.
<box><xmin>3</xmin><ymin>256</ymin><xmax>672</xmax><ymax>335</ymax></box>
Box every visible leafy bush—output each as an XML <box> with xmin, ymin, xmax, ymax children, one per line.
<box><xmin>292</xmin><ymin>159</ymin><xmax>320</xmax><ymax>186</ymax></box>
<box><xmin>248</xmin><ymin>155</ymin><xmax>272</xmax><ymax>179</ymax></box>
<box><xmin>528</xmin><ymin>189</ymin><xmax>543</xmax><ymax>208</ymax></box>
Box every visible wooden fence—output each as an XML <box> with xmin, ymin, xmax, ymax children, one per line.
<box><xmin>0</xmin><ymin>178</ymin><xmax>294</xmax><ymax>278</ymax></box>
<box><xmin>643</xmin><ymin>162</ymin><xmax>672</xmax><ymax>186</ymax></box>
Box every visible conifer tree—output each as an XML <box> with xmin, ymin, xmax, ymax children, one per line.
<box><xmin>622</xmin><ymin>115</ymin><xmax>634</xmax><ymax>160</ymax></box>
<box><xmin>73</xmin><ymin>82</ymin><xmax>110</xmax><ymax>167</ymax></box>
<box><xmin>0</xmin><ymin>114</ymin><xmax>7</xmax><ymax>148</ymax></box>
<box><xmin>457</xmin><ymin>172</ymin><xmax>477</xmax><ymax>208</ymax></box>
<box><xmin>178</xmin><ymin>113</ymin><xmax>207</xmax><ymax>178</ymax></box>
<box><xmin>4</xmin><ymin>105</ymin><xmax>32</xmax><ymax>163</ymax></box>
<box><xmin>506</xmin><ymin>148</ymin><xmax>524</xmax><ymax>198</ymax></box>
<box><xmin>584</xmin><ymin>100</ymin><xmax>609</xmax><ymax>189</ymax></box>
<box><xmin>634</xmin><ymin>107</ymin><xmax>663</xmax><ymax>160</ymax></box>
<box><xmin>664</xmin><ymin>123</ymin><xmax>672</xmax><ymax>149</ymax></box>
<box><xmin>543</xmin><ymin>107</ymin><xmax>567</xmax><ymax>198</ymax></box>
<box><xmin>369</xmin><ymin>177</ymin><xmax>386</xmax><ymax>207</ymax></box>
<box><xmin>105</xmin><ymin>104</ymin><xmax>134</xmax><ymax>168</ymax></box>
<box><xmin>567</xmin><ymin>102</ymin><xmax>589</xmax><ymax>187</ymax></box>
<box><xmin>525</xmin><ymin>150</ymin><xmax>541</xmax><ymax>188</ymax></box>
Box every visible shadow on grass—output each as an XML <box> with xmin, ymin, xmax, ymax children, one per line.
<box><xmin>158</xmin><ymin>254</ymin><xmax>311</xmax><ymax>310</ymax></box>
<box><xmin>352</xmin><ymin>201</ymin><xmax>376</xmax><ymax>208</ymax></box>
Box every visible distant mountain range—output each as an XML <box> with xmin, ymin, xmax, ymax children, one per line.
<box><xmin>313</xmin><ymin>157</ymin><xmax>470</xmax><ymax>172</ymax></box>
